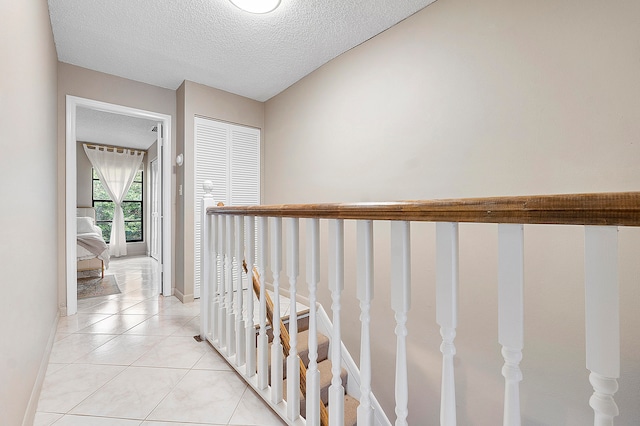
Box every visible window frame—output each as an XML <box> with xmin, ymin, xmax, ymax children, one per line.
<box><xmin>91</xmin><ymin>167</ymin><xmax>144</xmax><ymax>243</ymax></box>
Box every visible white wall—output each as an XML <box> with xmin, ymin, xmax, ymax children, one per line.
<box><xmin>0</xmin><ymin>0</ymin><xmax>59</xmax><ymax>424</ymax></box>
<box><xmin>264</xmin><ymin>0</ymin><xmax>640</xmax><ymax>424</ymax></box>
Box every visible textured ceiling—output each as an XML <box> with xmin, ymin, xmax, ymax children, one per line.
<box><xmin>76</xmin><ymin>107</ymin><xmax>158</xmax><ymax>150</ymax></box>
<box><xmin>48</xmin><ymin>0</ymin><xmax>436</xmax><ymax>102</ymax></box>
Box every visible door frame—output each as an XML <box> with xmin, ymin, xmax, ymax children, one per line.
<box><xmin>65</xmin><ymin>96</ymin><xmax>173</xmax><ymax>315</ymax></box>
<box><xmin>149</xmin><ymin>157</ymin><xmax>160</xmax><ymax>261</ymax></box>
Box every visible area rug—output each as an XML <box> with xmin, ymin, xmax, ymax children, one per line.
<box><xmin>77</xmin><ymin>275</ymin><xmax>121</xmax><ymax>299</ymax></box>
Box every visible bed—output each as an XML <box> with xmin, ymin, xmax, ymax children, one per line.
<box><xmin>77</xmin><ymin>207</ymin><xmax>110</xmax><ymax>278</ymax></box>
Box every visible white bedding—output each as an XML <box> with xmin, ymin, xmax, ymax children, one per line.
<box><xmin>77</xmin><ymin>244</ymin><xmax>98</xmax><ymax>260</ymax></box>
<box><xmin>77</xmin><ymin>215</ymin><xmax>110</xmax><ymax>269</ymax></box>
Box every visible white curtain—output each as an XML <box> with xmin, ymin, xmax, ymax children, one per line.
<box><xmin>84</xmin><ymin>144</ymin><xmax>144</xmax><ymax>257</ymax></box>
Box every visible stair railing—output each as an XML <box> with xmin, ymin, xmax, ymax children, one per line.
<box><xmin>243</xmin><ymin>260</ymin><xmax>331</xmax><ymax>426</ymax></box>
<box><xmin>200</xmin><ymin>187</ymin><xmax>640</xmax><ymax>426</ymax></box>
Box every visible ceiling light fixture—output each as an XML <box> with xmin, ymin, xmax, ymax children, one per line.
<box><xmin>229</xmin><ymin>0</ymin><xmax>280</xmax><ymax>14</ymax></box>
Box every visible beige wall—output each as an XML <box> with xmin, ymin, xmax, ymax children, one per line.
<box><xmin>57</xmin><ymin>63</ymin><xmax>177</xmax><ymax>307</ymax></box>
<box><xmin>176</xmin><ymin>83</ymin><xmax>186</xmax><ymax>299</ymax></box>
<box><xmin>0</xmin><ymin>0</ymin><xmax>59</xmax><ymax>424</ymax></box>
<box><xmin>76</xmin><ymin>142</ymin><xmax>93</xmax><ymax>207</ymax></box>
<box><xmin>264</xmin><ymin>0</ymin><xmax>640</xmax><ymax>424</ymax></box>
<box><xmin>175</xmin><ymin>80</ymin><xmax>264</xmax><ymax>301</ymax></box>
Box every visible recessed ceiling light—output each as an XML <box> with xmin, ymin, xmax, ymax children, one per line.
<box><xmin>229</xmin><ymin>0</ymin><xmax>281</xmax><ymax>14</ymax></box>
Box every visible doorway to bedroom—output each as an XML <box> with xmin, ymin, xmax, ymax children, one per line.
<box><xmin>66</xmin><ymin>97</ymin><xmax>173</xmax><ymax>316</ymax></box>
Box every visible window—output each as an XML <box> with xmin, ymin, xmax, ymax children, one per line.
<box><xmin>92</xmin><ymin>167</ymin><xmax>143</xmax><ymax>243</ymax></box>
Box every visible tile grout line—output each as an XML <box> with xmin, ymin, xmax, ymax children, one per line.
<box><xmin>37</xmin><ymin>257</ymin><xmax>165</xmax><ymax>424</ymax></box>
<box><xmin>140</xmin><ymin>343</ymin><xmax>211</xmax><ymax>424</ymax></box>
<box><xmin>37</xmin><ymin>256</ymin><xmax>281</xmax><ymax>426</ymax></box>
<box><xmin>226</xmin><ymin>385</ymin><xmax>251</xmax><ymax>426</ymax></box>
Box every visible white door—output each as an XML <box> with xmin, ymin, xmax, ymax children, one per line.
<box><xmin>150</xmin><ymin>157</ymin><xmax>160</xmax><ymax>260</ymax></box>
<box><xmin>194</xmin><ymin>117</ymin><xmax>260</xmax><ymax>299</ymax></box>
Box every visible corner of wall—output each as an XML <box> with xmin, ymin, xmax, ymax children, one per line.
<box><xmin>173</xmin><ymin>287</ymin><xmax>194</xmax><ymax>304</ymax></box>
<box><xmin>21</xmin><ymin>313</ymin><xmax>60</xmax><ymax>426</ymax></box>
<box><xmin>174</xmin><ymin>82</ymin><xmax>186</xmax><ymax>297</ymax></box>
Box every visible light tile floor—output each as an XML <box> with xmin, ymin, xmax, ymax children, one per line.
<box><xmin>35</xmin><ymin>256</ymin><xmax>286</xmax><ymax>426</ymax></box>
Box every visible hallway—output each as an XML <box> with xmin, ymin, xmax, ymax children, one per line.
<box><xmin>35</xmin><ymin>256</ymin><xmax>285</xmax><ymax>425</ymax></box>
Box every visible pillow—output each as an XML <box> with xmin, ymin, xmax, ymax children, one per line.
<box><xmin>77</xmin><ymin>216</ymin><xmax>95</xmax><ymax>234</ymax></box>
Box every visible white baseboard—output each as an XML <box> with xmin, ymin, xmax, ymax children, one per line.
<box><xmin>174</xmin><ymin>287</ymin><xmax>194</xmax><ymax>303</ymax></box>
<box><xmin>22</xmin><ymin>312</ymin><xmax>60</xmax><ymax>426</ymax></box>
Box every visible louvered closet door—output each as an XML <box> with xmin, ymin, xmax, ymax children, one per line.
<box><xmin>230</xmin><ymin>125</ymin><xmax>261</xmax><ymax>206</ymax></box>
<box><xmin>194</xmin><ymin>117</ymin><xmax>260</xmax><ymax>298</ymax></box>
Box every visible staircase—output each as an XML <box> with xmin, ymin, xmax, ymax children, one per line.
<box><xmin>266</xmin><ymin>317</ymin><xmax>359</xmax><ymax>426</ymax></box>
<box><xmin>199</xmin><ymin>200</ymin><xmax>391</xmax><ymax>426</ymax></box>
<box><xmin>255</xmin><ymin>263</ymin><xmax>359</xmax><ymax>426</ymax></box>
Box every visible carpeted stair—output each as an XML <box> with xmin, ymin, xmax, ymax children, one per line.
<box><xmin>265</xmin><ymin>322</ymin><xmax>359</xmax><ymax>425</ymax></box>
<box><xmin>246</xmin><ymin>262</ymin><xmax>361</xmax><ymax>426</ymax></box>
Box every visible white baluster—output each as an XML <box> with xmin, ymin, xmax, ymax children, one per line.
<box><xmin>436</xmin><ymin>222</ymin><xmax>459</xmax><ymax>426</ymax></box>
<box><xmin>357</xmin><ymin>220</ymin><xmax>374</xmax><ymax>426</ymax></box>
<box><xmin>211</xmin><ymin>214</ymin><xmax>220</xmax><ymax>343</ymax></box>
<box><xmin>271</xmin><ymin>217</ymin><xmax>284</xmax><ymax>404</ymax></box>
<box><xmin>235</xmin><ymin>215</ymin><xmax>245</xmax><ymax>366</ymax></box>
<box><xmin>329</xmin><ymin>219</ymin><xmax>345</xmax><ymax>425</ymax></box>
<box><xmin>218</xmin><ymin>214</ymin><xmax>226</xmax><ymax>349</ymax></box>
<box><xmin>498</xmin><ymin>224</ymin><xmax>524</xmax><ymax>426</ymax></box>
<box><xmin>200</xmin><ymin>183</ymin><xmax>215</xmax><ymax>341</ymax></box>
<box><xmin>257</xmin><ymin>216</ymin><xmax>269</xmax><ymax>390</ymax></box>
<box><xmin>287</xmin><ymin>218</ymin><xmax>301</xmax><ymax>421</ymax></box>
<box><xmin>391</xmin><ymin>221</ymin><xmax>411</xmax><ymax>426</ymax></box>
<box><xmin>210</xmin><ymin>213</ymin><xmax>219</xmax><ymax>342</ymax></box>
<box><xmin>306</xmin><ymin>218</ymin><xmax>321</xmax><ymax>426</ymax></box>
<box><xmin>226</xmin><ymin>215</ymin><xmax>236</xmax><ymax>357</ymax></box>
<box><xmin>585</xmin><ymin>226</ymin><xmax>620</xmax><ymax>426</ymax></box>
<box><xmin>245</xmin><ymin>216</ymin><xmax>257</xmax><ymax>378</ymax></box>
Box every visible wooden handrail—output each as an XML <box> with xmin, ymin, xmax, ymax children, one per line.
<box><xmin>207</xmin><ymin>191</ymin><xmax>640</xmax><ymax>226</ymax></box>
<box><xmin>243</xmin><ymin>261</ymin><xmax>330</xmax><ymax>426</ymax></box>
